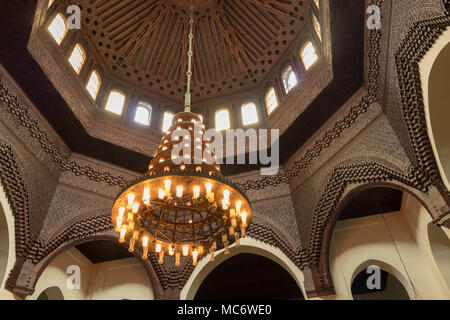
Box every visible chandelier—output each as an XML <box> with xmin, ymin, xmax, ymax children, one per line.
<box><xmin>111</xmin><ymin>7</ymin><xmax>252</xmax><ymax>267</ymax></box>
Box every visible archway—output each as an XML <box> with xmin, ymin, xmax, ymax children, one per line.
<box><xmin>427</xmin><ymin>222</ymin><xmax>450</xmax><ymax>290</ymax></box>
<box><xmin>421</xmin><ymin>27</ymin><xmax>450</xmax><ymax>190</ymax></box>
<box><xmin>0</xmin><ymin>200</ymin><xmax>8</xmax><ymax>287</ymax></box>
<box><xmin>0</xmin><ymin>183</ymin><xmax>16</xmax><ymax>298</ymax></box>
<box><xmin>36</xmin><ymin>286</ymin><xmax>64</xmax><ymax>300</ymax></box>
<box><xmin>29</xmin><ymin>236</ymin><xmax>160</xmax><ymax>300</ymax></box>
<box><xmin>322</xmin><ymin>182</ymin><xmax>450</xmax><ymax>299</ymax></box>
<box><xmin>194</xmin><ymin>253</ymin><xmax>304</xmax><ymax>300</ymax></box>
<box><xmin>182</xmin><ymin>237</ymin><xmax>306</xmax><ymax>299</ymax></box>
<box><xmin>350</xmin><ymin>262</ymin><xmax>410</xmax><ymax>300</ymax></box>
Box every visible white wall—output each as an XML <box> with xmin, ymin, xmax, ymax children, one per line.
<box><xmin>28</xmin><ymin>248</ymin><xmax>154</xmax><ymax>300</ymax></box>
<box><xmin>328</xmin><ymin>193</ymin><xmax>450</xmax><ymax>300</ymax></box>
<box><xmin>88</xmin><ymin>258</ymin><xmax>154</xmax><ymax>300</ymax></box>
<box><xmin>420</xmin><ymin>26</ymin><xmax>450</xmax><ymax>191</ymax></box>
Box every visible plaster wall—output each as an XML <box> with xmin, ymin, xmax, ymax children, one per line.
<box><xmin>26</xmin><ymin>248</ymin><xmax>154</xmax><ymax>300</ymax></box>
<box><xmin>327</xmin><ymin>194</ymin><xmax>450</xmax><ymax>300</ymax></box>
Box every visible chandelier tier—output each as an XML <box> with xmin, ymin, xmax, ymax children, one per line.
<box><xmin>111</xmin><ymin>7</ymin><xmax>252</xmax><ymax>267</ymax></box>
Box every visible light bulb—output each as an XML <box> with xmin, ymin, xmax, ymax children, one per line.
<box><xmin>192</xmin><ymin>249</ymin><xmax>198</xmax><ymax>266</ymax></box>
<box><xmin>119</xmin><ymin>226</ymin><xmax>127</xmax><ymax>243</ymax></box>
<box><xmin>176</xmin><ymin>185</ymin><xmax>183</xmax><ymax>198</ymax></box>
<box><xmin>193</xmin><ymin>186</ymin><xmax>200</xmax><ymax>199</ymax></box>
<box><xmin>169</xmin><ymin>245</ymin><xmax>175</xmax><ymax>256</ymax></box>
<box><xmin>222</xmin><ymin>199</ymin><xmax>229</xmax><ymax>210</ymax></box>
<box><xmin>180</xmin><ymin>164</ymin><xmax>186</xmax><ymax>170</ymax></box>
<box><xmin>155</xmin><ymin>243</ymin><xmax>162</xmax><ymax>253</ymax></box>
<box><xmin>205</xmin><ymin>182</ymin><xmax>212</xmax><ymax>194</ymax></box>
<box><xmin>182</xmin><ymin>246</ymin><xmax>189</xmax><ymax>256</ymax></box>
<box><xmin>240</xmin><ymin>211</ymin><xmax>248</xmax><ymax>227</ymax></box>
<box><xmin>142</xmin><ymin>236</ymin><xmax>149</xmax><ymax>247</ymax></box>
<box><xmin>115</xmin><ymin>217</ymin><xmax>122</xmax><ymax>231</ymax></box>
<box><xmin>142</xmin><ymin>237</ymin><xmax>149</xmax><ymax>259</ymax></box>
<box><xmin>118</xmin><ymin>206</ymin><xmax>125</xmax><ymax>219</ymax></box>
<box><xmin>164</xmin><ymin>179</ymin><xmax>172</xmax><ymax>195</ymax></box>
<box><xmin>236</xmin><ymin>200</ymin><xmax>242</xmax><ymax>214</ymax></box>
<box><xmin>132</xmin><ymin>202</ymin><xmax>140</xmax><ymax>213</ymax></box>
<box><xmin>223</xmin><ymin>189</ymin><xmax>230</xmax><ymax>202</ymax></box>
<box><xmin>127</xmin><ymin>193</ymin><xmax>135</xmax><ymax>207</ymax></box>
<box><xmin>143</xmin><ymin>188</ymin><xmax>150</xmax><ymax>204</ymax></box>
<box><xmin>158</xmin><ymin>188</ymin><xmax>165</xmax><ymax>200</ymax></box>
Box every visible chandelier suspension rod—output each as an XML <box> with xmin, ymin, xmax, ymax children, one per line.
<box><xmin>184</xmin><ymin>7</ymin><xmax>195</xmax><ymax>112</ymax></box>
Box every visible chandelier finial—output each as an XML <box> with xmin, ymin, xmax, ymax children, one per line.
<box><xmin>184</xmin><ymin>6</ymin><xmax>195</xmax><ymax>112</ymax></box>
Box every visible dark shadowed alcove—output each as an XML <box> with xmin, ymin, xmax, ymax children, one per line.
<box><xmin>194</xmin><ymin>253</ymin><xmax>304</xmax><ymax>300</ymax></box>
<box><xmin>351</xmin><ymin>268</ymin><xmax>410</xmax><ymax>300</ymax></box>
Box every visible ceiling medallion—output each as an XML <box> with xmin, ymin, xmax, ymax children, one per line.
<box><xmin>111</xmin><ymin>7</ymin><xmax>252</xmax><ymax>266</ymax></box>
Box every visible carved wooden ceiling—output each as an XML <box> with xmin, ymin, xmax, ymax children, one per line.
<box><xmin>81</xmin><ymin>0</ymin><xmax>308</xmax><ymax>103</ymax></box>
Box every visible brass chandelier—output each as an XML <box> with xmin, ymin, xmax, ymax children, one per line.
<box><xmin>111</xmin><ymin>7</ymin><xmax>252</xmax><ymax>267</ymax></box>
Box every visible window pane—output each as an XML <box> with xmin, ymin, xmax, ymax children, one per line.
<box><xmin>105</xmin><ymin>90</ymin><xmax>125</xmax><ymax>115</ymax></box>
<box><xmin>162</xmin><ymin>112</ymin><xmax>174</xmax><ymax>132</ymax></box>
<box><xmin>266</xmin><ymin>87</ymin><xmax>279</xmax><ymax>114</ymax></box>
<box><xmin>283</xmin><ymin>66</ymin><xmax>298</xmax><ymax>94</ymax></box>
<box><xmin>302</xmin><ymin>42</ymin><xmax>318</xmax><ymax>70</ymax></box>
<box><xmin>68</xmin><ymin>44</ymin><xmax>86</xmax><ymax>74</ymax></box>
<box><xmin>241</xmin><ymin>103</ymin><xmax>259</xmax><ymax>125</ymax></box>
<box><xmin>86</xmin><ymin>70</ymin><xmax>101</xmax><ymax>100</ymax></box>
<box><xmin>135</xmin><ymin>102</ymin><xmax>152</xmax><ymax>126</ymax></box>
<box><xmin>313</xmin><ymin>14</ymin><xmax>322</xmax><ymax>42</ymax></box>
<box><xmin>215</xmin><ymin>109</ymin><xmax>230</xmax><ymax>131</ymax></box>
<box><xmin>48</xmin><ymin>13</ymin><xmax>67</xmax><ymax>45</ymax></box>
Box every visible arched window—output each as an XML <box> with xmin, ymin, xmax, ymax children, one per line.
<box><xmin>135</xmin><ymin>102</ymin><xmax>152</xmax><ymax>126</ymax></box>
<box><xmin>68</xmin><ymin>43</ymin><xmax>86</xmax><ymax>74</ymax></box>
<box><xmin>86</xmin><ymin>70</ymin><xmax>101</xmax><ymax>100</ymax></box>
<box><xmin>162</xmin><ymin>111</ymin><xmax>174</xmax><ymax>133</ymax></box>
<box><xmin>282</xmin><ymin>66</ymin><xmax>298</xmax><ymax>94</ymax></box>
<box><xmin>48</xmin><ymin>13</ymin><xmax>68</xmax><ymax>45</ymax></box>
<box><xmin>105</xmin><ymin>90</ymin><xmax>125</xmax><ymax>115</ymax></box>
<box><xmin>215</xmin><ymin>109</ymin><xmax>231</xmax><ymax>131</ymax></box>
<box><xmin>313</xmin><ymin>14</ymin><xmax>322</xmax><ymax>42</ymax></box>
<box><xmin>301</xmin><ymin>42</ymin><xmax>318</xmax><ymax>71</ymax></box>
<box><xmin>241</xmin><ymin>103</ymin><xmax>259</xmax><ymax>126</ymax></box>
<box><xmin>265</xmin><ymin>87</ymin><xmax>279</xmax><ymax>115</ymax></box>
